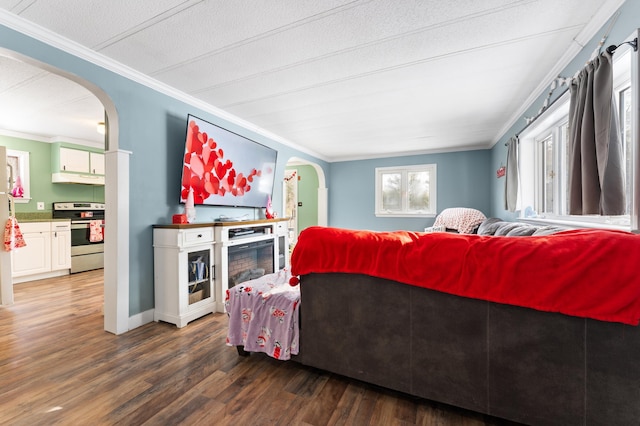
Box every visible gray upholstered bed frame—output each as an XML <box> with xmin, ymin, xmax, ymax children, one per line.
<box><xmin>295</xmin><ymin>272</ymin><xmax>640</xmax><ymax>425</ymax></box>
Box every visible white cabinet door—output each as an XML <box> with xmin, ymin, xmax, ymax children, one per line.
<box><xmin>51</xmin><ymin>225</ymin><xmax>71</xmax><ymax>271</ymax></box>
<box><xmin>12</xmin><ymin>224</ymin><xmax>51</xmax><ymax>277</ymax></box>
<box><xmin>59</xmin><ymin>147</ymin><xmax>90</xmax><ymax>173</ymax></box>
<box><xmin>90</xmin><ymin>152</ymin><xmax>105</xmax><ymax>175</ymax></box>
<box><xmin>153</xmin><ymin>227</ymin><xmax>216</xmax><ymax>327</ymax></box>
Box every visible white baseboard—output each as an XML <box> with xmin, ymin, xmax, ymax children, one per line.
<box><xmin>128</xmin><ymin>309</ymin><xmax>154</xmax><ymax>330</ymax></box>
<box><xmin>13</xmin><ymin>269</ymin><xmax>69</xmax><ymax>284</ymax></box>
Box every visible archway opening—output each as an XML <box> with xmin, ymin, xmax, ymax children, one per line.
<box><xmin>284</xmin><ymin>157</ymin><xmax>327</xmax><ymax>251</ymax></box>
<box><xmin>0</xmin><ymin>48</ymin><xmax>127</xmax><ymax>334</ymax></box>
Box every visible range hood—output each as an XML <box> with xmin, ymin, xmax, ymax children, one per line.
<box><xmin>52</xmin><ymin>172</ymin><xmax>105</xmax><ymax>185</ymax></box>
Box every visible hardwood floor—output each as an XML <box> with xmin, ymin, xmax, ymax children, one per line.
<box><xmin>0</xmin><ymin>271</ymin><xmax>520</xmax><ymax>425</ymax></box>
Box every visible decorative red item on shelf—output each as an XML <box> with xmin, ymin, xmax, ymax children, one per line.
<box><xmin>172</xmin><ymin>214</ymin><xmax>188</xmax><ymax>224</ymax></box>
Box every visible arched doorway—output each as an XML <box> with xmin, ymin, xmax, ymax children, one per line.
<box><xmin>0</xmin><ymin>49</ymin><xmax>128</xmax><ymax>335</ymax></box>
<box><xmin>284</xmin><ymin>157</ymin><xmax>327</xmax><ymax>249</ymax></box>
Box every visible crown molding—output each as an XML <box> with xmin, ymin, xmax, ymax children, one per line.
<box><xmin>0</xmin><ymin>9</ymin><xmax>329</xmax><ymax>163</ymax></box>
<box><xmin>0</xmin><ymin>128</ymin><xmax>50</xmax><ymax>142</ymax></box>
<box><xmin>0</xmin><ymin>128</ymin><xmax>103</xmax><ymax>148</ymax></box>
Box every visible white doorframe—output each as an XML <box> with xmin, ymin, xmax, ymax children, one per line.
<box><xmin>285</xmin><ymin>157</ymin><xmax>328</xmax><ymax>228</ymax></box>
<box><xmin>104</xmin><ymin>148</ymin><xmax>130</xmax><ymax>335</ymax></box>
<box><xmin>0</xmin><ymin>146</ymin><xmax>12</xmax><ymax>305</ymax></box>
<box><xmin>55</xmin><ymin>76</ymin><xmax>129</xmax><ymax>335</ymax></box>
<box><xmin>283</xmin><ymin>169</ymin><xmax>299</xmax><ymax>244</ymax></box>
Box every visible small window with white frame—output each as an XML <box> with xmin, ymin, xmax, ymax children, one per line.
<box><xmin>375</xmin><ymin>164</ymin><xmax>437</xmax><ymax>217</ymax></box>
<box><xmin>6</xmin><ymin>149</ymin><xmax>30</xmax><ymax>203</ymax></box>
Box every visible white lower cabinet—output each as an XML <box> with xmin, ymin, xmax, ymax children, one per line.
<box><xmin>12</xmin><ymin>220</ymin><xmax>72</xmax><ymax>283</ymax></box>
<box><xmin>51</xmin><ymin>222</ymin><xmax>72</xmax><ymax>271</ymax></box>
<box><xmin>12</xmin><ymin>222</ymin><xmax>51</xmax><ymax>277</ymax></box>
<box><xmin>153</xmin><ymin>226</ymin><xmax>216</xmax><ymax>328</ymax></box>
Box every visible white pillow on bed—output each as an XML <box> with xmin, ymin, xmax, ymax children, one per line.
<box><xmin>433</xmin><ymin>208</ymin><xmax>487</xmax><ymax>234</ymax></box>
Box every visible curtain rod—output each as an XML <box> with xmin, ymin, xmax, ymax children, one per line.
<box><xmin>505</xmin><ymin>86</ymin><xmax>569</xmax><ymax>146</ymax></box>
<box><xmin>504</xmin><ymin>36</ymin><xmax>638</xmax><ymax>147</ymax></box>
<box><xmin>606</xmin><ymin>37</ymin><xmax>638</xmax><ymax>54</ymax></box>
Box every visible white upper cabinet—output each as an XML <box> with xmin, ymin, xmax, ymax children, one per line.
<box><xmin>52</xmin><ymin>144</ymin><xmax>105</xmax><ymax>185</ymax></box>
<box><xmin>90</xmin><ymin>152</ymin><xmax>105</xmax><ymax>175</ymax></box>
<box><xmin>59</xmin><ymin>147</ymin><xmax>90</xmax><ymax>173</ymax></box>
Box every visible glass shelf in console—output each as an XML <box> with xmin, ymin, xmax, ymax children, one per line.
<box><xmin>187</xmin><ymin>249</ymin><xmax>211</xmax><ymax>305</ymax></box>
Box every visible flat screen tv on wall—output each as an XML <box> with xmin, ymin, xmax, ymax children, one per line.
<box><xmin>179</xmin><ymin>114</ymin><xmax>277</xmax><ymax>209</ymax></box>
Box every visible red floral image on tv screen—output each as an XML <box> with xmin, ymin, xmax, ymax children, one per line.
<box><xmin>180</xmin><ymin>115</ymin><xmax>277</xmax><ymax>208</ymax></box>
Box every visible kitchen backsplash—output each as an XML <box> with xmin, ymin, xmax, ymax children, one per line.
<box><xmin>15</xmin><ymin>212</ymin><xmax>53</xmax><ymax>221</ymax></box>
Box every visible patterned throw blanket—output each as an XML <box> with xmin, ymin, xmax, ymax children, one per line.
<box><xmin>290</xmin><ymin>226</ymin><xmax>640</xmax><ymax>325</ymax></box>
<box><xmin>433</xmin><ymin>207</ymin><xmax>486</xmax><ymax>233</ymax></box>
<box><xmin>225</xmin><ymin>269</ymin><xmax>300</xmax><ymax>360</ymax></box>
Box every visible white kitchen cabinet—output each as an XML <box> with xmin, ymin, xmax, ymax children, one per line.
<box><xmin>90</xmin><ymin>152</ymin><xmax>105</xmax><ymax>175</ymax></box>
<box><xmin>59</xmin><ymin>147</ymin><xmax>90</xmax><ymax>173</ymax></box>
<box><xmin>12</xmin><ymin>220</ymin><xmax>72</xmax><ymax>283</ymax></box>
<box><xmin>153</xmin><ymin>226</ymin><xmax>216</xmax><ymax>327</ymax></box>
<box><xmin>12</xmin><ymin>222</ymin><xmax>51</xmax><ymax>278</ymax></box>
<box><xmin>51</xmin><ymin>222</ymin><xmax>72</xmax><ymax>271</ymax></box>
<box><xmin>51</xmin><ymin>145</ymin><xmax>105</xmax><ymax>185</ymax></box>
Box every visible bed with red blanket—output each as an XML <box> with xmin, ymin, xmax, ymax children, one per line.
<box><xmin>290</xmin><ymin>225</ymin><xmax>640</xmax><ymax>426</ymax></box>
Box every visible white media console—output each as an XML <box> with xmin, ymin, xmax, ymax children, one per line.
<box><xmin>152</xmin><ymin>218</ymin><xmax>289</xmax><ymax>327</ymax></box>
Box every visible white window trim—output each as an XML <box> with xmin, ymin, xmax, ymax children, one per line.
<box><xmin>375</xmin><ymin>164</ymin><xmax>437</xmax><ymax>218</ymax></box>
<box><xmin>7</xmin><ymin>149</ymin><xmax>31</xmax><ymax>203</ymax></box>
<box><xmin>534</xmin><ymin>130</ymin><xmax>554</xmax><ymax>214</ymax></box>
<box><xmin>520</xmin><ymin>94</ymin><xmax>632</xmax><ymax>230</ymax></box>
<box><xmin>519</xmin><ymin>91</ymin><xmax>569</xmax><ymax>216</ymax></box>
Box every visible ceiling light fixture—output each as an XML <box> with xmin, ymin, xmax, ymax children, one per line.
<box><xmin>96</xmin><ymin>122</ymin><xmax>105</xmax><ymax>135</ymax></box>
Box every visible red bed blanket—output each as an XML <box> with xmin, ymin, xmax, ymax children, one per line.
<box><xmin>290</xmin><ymin>226</ymin><xmax>640</xmax><ymax>325</ymax></box>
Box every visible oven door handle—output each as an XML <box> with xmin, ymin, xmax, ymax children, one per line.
<box><xmin>71</xmin><ymin>220</ymin><xmax>103</xmax><ymax>225</ymax></box>
<box><xmin>71</xmin><ymin>222</ymin><xmax>93</xmax><ymax>229</ymax></box>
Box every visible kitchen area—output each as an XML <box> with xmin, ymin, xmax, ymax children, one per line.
<box><xmin>0</xmin><ymin>52</ymin><xmax>109</xmax><ymax>290</ymax></box>
<box><xmin>3</xmin><ymin>138</ymin><xmax>105</xmax><ymax>284</ymax></box>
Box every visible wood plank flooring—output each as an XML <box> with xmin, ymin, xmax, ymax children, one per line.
<box><xmin>0</xmin><ymin>270</ymin><xmax>520</xmax><ymax>425</ymax></box>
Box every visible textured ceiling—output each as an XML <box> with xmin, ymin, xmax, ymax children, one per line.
<box><xmin>0</xmin><ymin>0</ymin><xmax>624</xmax><ymax>160</ymax></box>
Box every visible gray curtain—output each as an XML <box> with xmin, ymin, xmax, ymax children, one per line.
<box><xmin>504</xmin><ymin>136</ymin><xmax>518</xmax><ymax>212</ymax></box>
<box><xmin>568</xmin><ymin>51</ymin><xmax>625</xmax><ymax>215</ymax></box>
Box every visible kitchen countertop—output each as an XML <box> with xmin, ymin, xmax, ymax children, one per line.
<box><xmin>17</xmin><ymin>218</ymin><xmax>71</xmax><ymax>223</ymax></box>
<box><xmin>15</xmin><ymin>212</ymin><xmax>70</xmax><ymax>222</ymax></box>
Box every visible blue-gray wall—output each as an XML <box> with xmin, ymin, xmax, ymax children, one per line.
<box><xmin>0</xmin><ymin>23</ymin><xmax>328</xmax><ymax>316</ymax></box>
<box><xmin>329</xmin><ymin>149</ymin><xmax>491</xmax><ymax>231</ymax></box>
<box><xmin>490</xmin><ymin>0</ymin><xmax>640</xmax><ymax>219</ymax></box>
